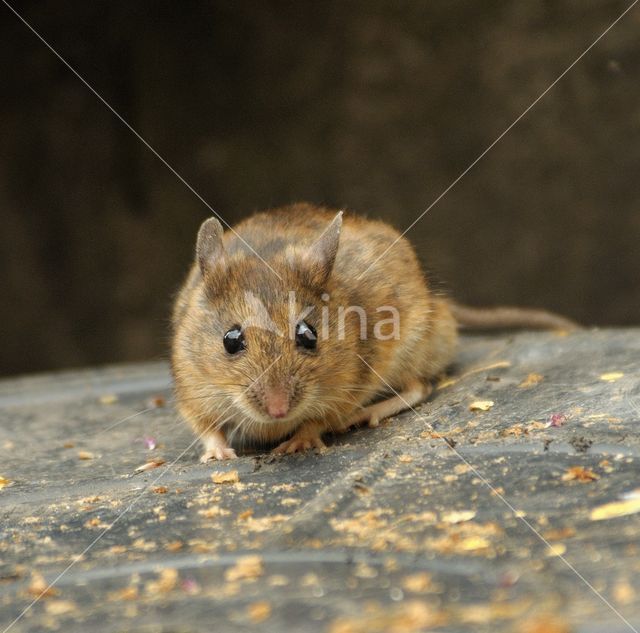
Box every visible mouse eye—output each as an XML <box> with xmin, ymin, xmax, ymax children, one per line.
<box><xmin>223</xmin><ymin>325</ymin><xmax>245</xmax><ymax>355</ymax></box>
<box><xmin>295</xmin><ymin>321</ymin><xmax>317</xmax><ymax>350</ymax></box>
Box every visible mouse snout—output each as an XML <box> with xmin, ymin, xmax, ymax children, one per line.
<box><xmin>264</xmin><ymin>385</ymin><xmax>290</xmax><ymax>419</ymax></box>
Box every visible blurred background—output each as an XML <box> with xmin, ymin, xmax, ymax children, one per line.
<box><xmin>1</xmin><ymin>0</ymin><xmax>639</xmax><ymax>377</ymax></box>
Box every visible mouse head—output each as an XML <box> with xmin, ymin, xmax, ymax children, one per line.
<box><xmin>185</xmin><ymin>212</ymin><xmax>360</xmax><ymax>437</ymax></box>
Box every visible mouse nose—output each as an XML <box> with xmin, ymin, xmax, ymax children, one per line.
<box><xmin>264</xmin><ymin>386</ymin><xmax>290</xmax><ymax>419</ymax></box>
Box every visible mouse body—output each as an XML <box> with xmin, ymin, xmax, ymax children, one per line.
<box><xmin>171</xmin><ymin>203</ymin><xmax>458</xmax><ymax>460</ymax></box>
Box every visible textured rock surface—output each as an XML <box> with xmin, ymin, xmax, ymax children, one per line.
<box><xmin>1</xmin><ymin>330</ymin><xmax>639</xmax><ymax>632</ymax></box>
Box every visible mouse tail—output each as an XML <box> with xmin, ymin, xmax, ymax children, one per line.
<box><xmin>450</xmin><ymin>302</ymin><xmax>580</xmax><ymax>331</ymax></box>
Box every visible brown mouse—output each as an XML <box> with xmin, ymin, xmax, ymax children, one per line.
<box><xmin>171</xmin><ymin>203</ymin><xmax>576</xmax><ymax>461</ymax></box>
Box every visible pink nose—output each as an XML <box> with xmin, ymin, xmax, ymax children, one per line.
<box><xmin>264</xmin><ymin>387</ymin><xmax>289</xmax><ymax>419</ymax></box>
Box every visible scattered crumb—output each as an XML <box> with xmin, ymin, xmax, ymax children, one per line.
<box><xmin>198</xmin><ymin>506</ymin><xmax>230</xmax><ymax>518</ymax></box>
<box><xmin>547</xmin><ymin>414</ymin><xmax>568</xmax><ymax>428</ymax></box>
<box><xmin>469</xmin><ymin>400</ymin><xmax>494</xmax><ymax>412</ymax></box>
<box><xmin>521</xmin><ymin>616</ymin><xmax>572</xmax><ymax>633</ymax></box>
<box><xmin>281</xmin><ymin>497</ymin><xmax>301</xmax><ymax>506</ymax></box>
<box><xmin>181</xmin><ymin>577</ymin><xmax>201</xmax><ymax>595</ymax></box>
<box><xmin>77</xmin><ymin>451</ymin><xmax>94</xmax><ymax>460</ymax></box>
<box><xmin>545</xmin><ymin>543</ymin><xmax>566</xmax><ymax>557</ymax></box>
<box><xmin>224</xmin><ymin>555</ymin><xmax>264</xmax><ymax>582</ymax></box>
<box><xmin>237</xmin><ymin>509</ymin><xmax>253</xmax><ymax>520</ymax></box>
<box><xmin>328</xmin><ymin>600</ymin><xmax>447</xmax><ymax>633</ymax></box>
<box><xmin>441</xmin><ymin>510</ymin><xmax>476</xmax><ymax>524</ymax></box>
<box><xmin>599</xmin><ymin>372</ymin><xmax>624</xmax><ymax>382</ymax></box>
<box><xmin>247</xmin><ymin>601</ymin><xmax>272</xmax><ymax>623</ymax></box>
<box><xmin>145</xmin><ymin>568</ymin><xmax>178</xmax><ymax>594</ymax></box>
<box><xmin>0</xmin><ymin>476</ymin><xmax>14</xmax><ymax>490</ymax></box>
<box><xmin>542</xmin><ymin>527</ymin><xmax>575</xmax><ymax>541</ymax></box>
<box><xmin>108</xmin><ymin>586</ymin><xmax>139</xmax><ymax>602</ymax></box>
<box><xmin>212</xmin><ymin>470</ymin><xmax>239</xmax><ymax>484</ymax></box>
<box><xmin>398</xmin><ymin>454</ymin><xmax>413</xmax><ymax>463</ymax></box>
<box><xmin>612</xmin><ymin>579</ymin><xmax>636</xmax><ymax>605</ymax></box>
<box><xmin>165</xmin><ymin>541</ymin><xmax>183</xmax><ymax>552</ymax></box>
<box><xmin>146</xmin><ymin>394</ymin><xmax>166</xmax><ymax>408</ymax></box>
<box><xmin>401</xmin><ymin>572</ymin><xmax>437</xmax><ymax>594</ymax></box>
<box><xmin>561</xmin><ymin>466</ymin><xmax>599</xmax><ymax>483</ymax></box>
<box><xmin>143</xmin><ymin>436</ymin><xmax>157</xmax><ymax>450</ymax></box>
<box><xmin>153</xmin><ymin>486</ymin><xmax>168</xmax><ymax>494</ymax></box>
<box><xmin>98</xmin><ymin>394</ymin><xmax>118</xmax><ymax>405</ymax></box>
<box><xmin>44</xmin><ymin>600</ymin><xmax>77</xmax><ymax>615</ymax></box>
<box><xmin>519</xmin><ymin>373</ymin><xmax>544</xmax><ymax>388</ymax></box>
<box><xmin>27</xmin><ymin>572</ymin><xmax>58</xmax><ymax>598</ymax></box>
<box><xmin>268</xmin><ymin>574</ymin><xmax>290</xmax><ymax>587</ymax></box>
<box><xmin>134</xmin><ymin>458</ymin><xmax>166</xmax><ymax>473</ymax></box>
<box><xmin>590</xmin><ymin>495</ymin><xmax>640</xmax><ymax>521</ymax></box>
<box><xmin>457</xmin><ymin>600</ymin><xmax>529</xmax><ymax>624</ymax></box>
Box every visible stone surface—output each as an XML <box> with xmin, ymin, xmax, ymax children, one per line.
<box><xmin>1</xmin><ymin>330</ymin><xmax>639</xmax><ymax>632</ymax></box>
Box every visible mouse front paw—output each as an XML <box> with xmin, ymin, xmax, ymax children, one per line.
<box><xmin>200</xmin><ymin>430</ymin><xmax>237</xmax><ymax>462</ymax></box>
<box><xmin>272</xmin><ymin>426</ymin><xmax>326</xmax><ymax>455</ymax></box>
<box><xmin>200</xmin><ymin>447</ymin><xmax>238</xmax><ymax>462</ymax></box>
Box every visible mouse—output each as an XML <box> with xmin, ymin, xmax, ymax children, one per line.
<box><xmin>171</xmin><ymin>202</ymin><xmax>577</xmax><ymax>461</ymax></box>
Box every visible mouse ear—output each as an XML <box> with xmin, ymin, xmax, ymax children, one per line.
<box><xmin>196</xmin><ymin>216</ymin><xmax>225</xmax><ymax>277</ymax></box>
<box><xmin>302</xmin><ymin>211</ymin><xmax>343</xmax><ymax>286</ymax></box>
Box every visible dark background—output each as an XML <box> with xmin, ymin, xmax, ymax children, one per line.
<box><xmin>1</xmin><ymin>1</ymin><xmax>639</xmax><ymax>377</ymax></box>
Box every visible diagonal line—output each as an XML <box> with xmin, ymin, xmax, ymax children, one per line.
<box><xmin>356</xmin><ymin>353</ymin><xmax>638</xmax><ymax>633</ymax></box>
<box><xmin>357</xmin><ymin>0</ymin><xmax>639</xmax><ymax>281</ymax></box>
<box><xmin>2</xmin><ymin>0</ymin><xmax>282</xmax><ymax>281</ymax></box>
<box><xmin>2</xmin><ymin>355</ymin><xmax>282</xmax><ymax>633</ymax></box>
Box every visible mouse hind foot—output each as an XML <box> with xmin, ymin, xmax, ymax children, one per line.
<box><xmin>272</xmin><ymin>421</ymin><xmax>327</xmax><ymax>454</ymax></box>
<box><xmin>347</xmin><ymin>381</ymin><xmax>432</xmax><ymax>429</ymax></box>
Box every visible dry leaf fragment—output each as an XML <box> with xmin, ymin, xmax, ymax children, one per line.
<box><xmin>590</xmin><ymin>496</ymin><xmax>640</xmax><ymax>521</ymax></box>
<box><xmin>212</xmin><ymin>470</ymin><xmax>239</xmax><ymax>484</ymax></box>
<box><xmin>77</xmin><ymin>451</ymin><xmax>94</xmax><ymax>460</ymax></box>
<box><xmin>599</xmin><ymin>372</ymin><xmax>624</xmax><ymax>382</ymax></box>
<box><xmin>247</xmin><ymin>601</ymin><xmax>272</xmax><ymax>623</ymax></box>
<box><xmin>237</xmin><ymin>509</ymin><xmax>253</xmax><ymax>520</ymax></box>
<box><xmin>134</xmin><ymin>458</ymin><xmax>165</xmax><ymax>473</ymax></box>
<box><xmin>561</xmin><ymin>466</ymin><xmax>599</xmax><ymax>483</ymax></box>
<box><xmin>0</xmin><ymin>476</ymin><xmax>13</xmax><ymax>490</ymax></box>
<box><xmin>519</xmin><ymin>373</ymin><xmax>544</xmax><ymax>388</ymax></box>
<box><xmin>224</xmin><ymin>555</ymin><xmax>264</xmax><ymax>582</ymax></box>
<box><xmin>469</xmin><ymin>400</ymin><xmax>494</xmax><ymax>412</ymax></box>
<box><xmin>153</xmin><ymin>486</ymin><xmax>168</xmax><ymax>494</ymax></box>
